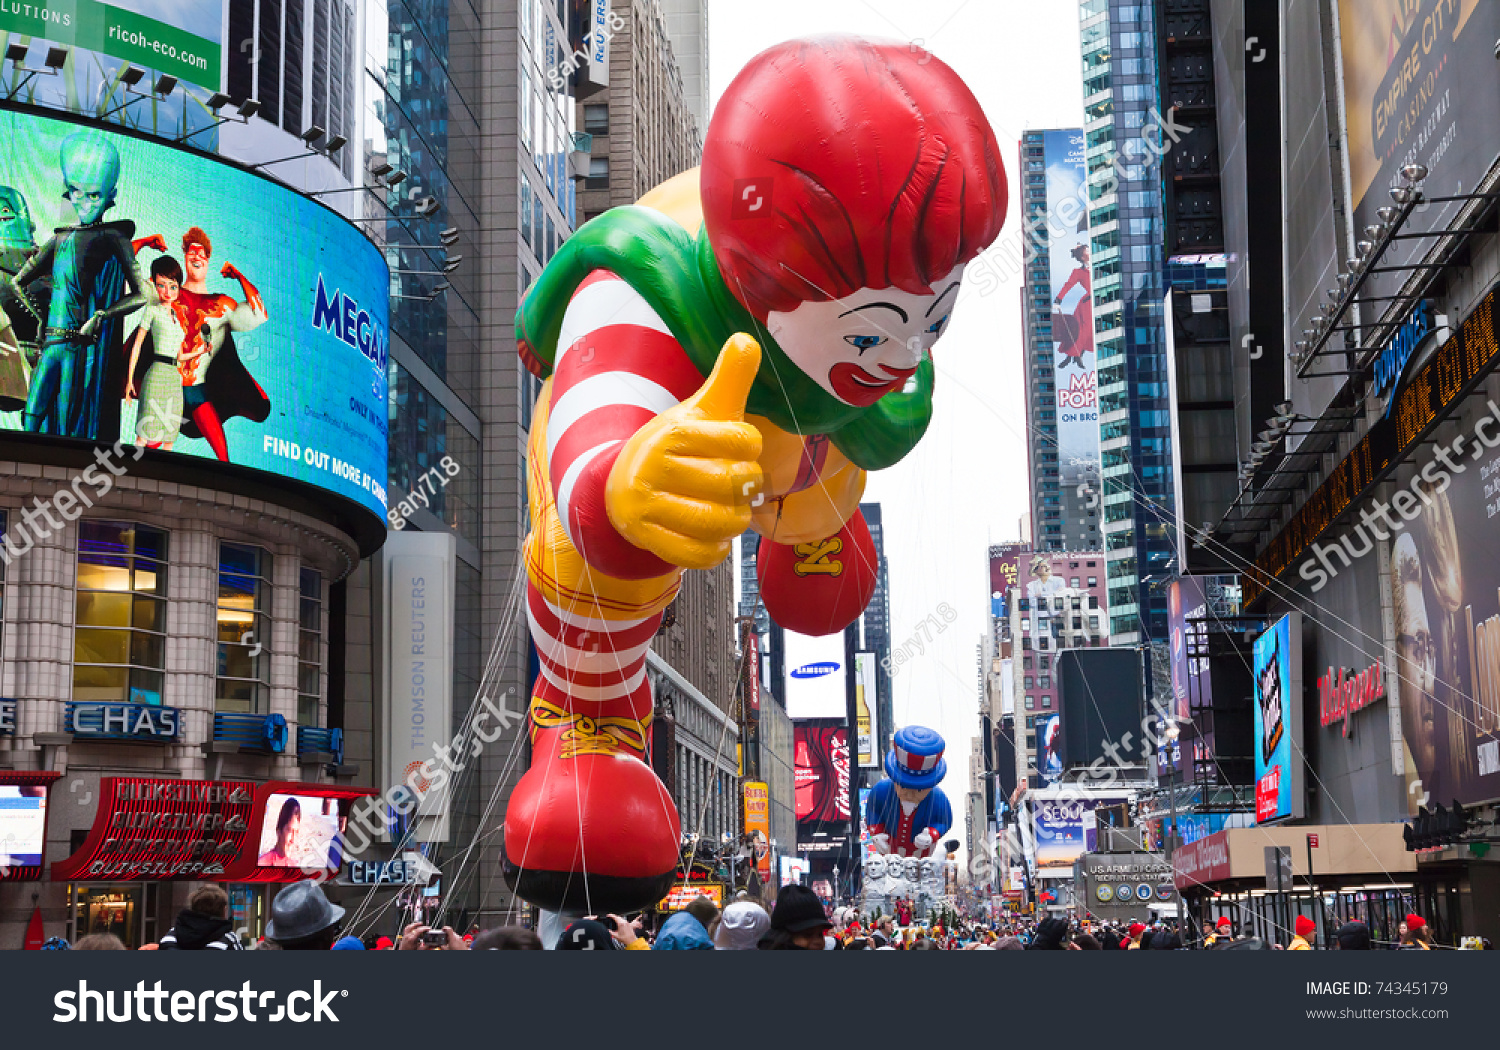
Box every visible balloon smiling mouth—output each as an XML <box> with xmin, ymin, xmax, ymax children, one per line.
<box><xmin>829</xmin><ymin>362</ymin><xmax>916</xmax><ymax>406</ymax></box>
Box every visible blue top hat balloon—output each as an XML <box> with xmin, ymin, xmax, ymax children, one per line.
<box><xmin>885</xmin><ymin>725</ymin><xmax>947</xmax><ymax>790</ymax></box>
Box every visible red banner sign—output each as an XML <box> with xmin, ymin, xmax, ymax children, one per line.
<box><xmin>1256</xmin><ymin>768</ymin><xmax>1282</xmax><ymax>823</ymax></box>
<box><xmin>1317</xmin><ymin>662</ymin><xmax>1385</xmax><ymax>737</ymax></box>
<box><xmin>52</xmin><ymin>778</ymin><xmax>375</xmax><ymax>883</ymax></box>
<box><xmin>1172</xmin><ymin>830</ymin><xmax>1232</xmax><ymax>889</ymax></box>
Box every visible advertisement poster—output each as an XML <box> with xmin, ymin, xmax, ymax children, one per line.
<box><xmin>1043</xmin><ymin>129</ymin><xmax>1100</xmax><ymax>509</ymax></box>
<box><xmin>989</xmin><ymin>542</ymin><xmax>1026</xmax><ymax>619</ymax></box>
<box><xmin>742</xmin><ymin>780</ymin><xmax>771</xmax><ymax>881</ymax></box>
<box><xmin>1038</xmin><ymin>713</ymin><xmax>1062</xmax><ymax>783</ymax></box>
<box><xmin>854</xmin><ymin>651</ymin><xmax>878</xmax><ymax>767</ymax></box>
<box><xmin>0</xmin><ymin>111</ymin><xmax>389</xmax><ymax>519</ymax></box>
<box><xmin>1029</xmin><ymin>794</ymin><xmax>1129</xmax><ymax>870</ymax></box>
<box><xmin>1168</xmin><ymin>577</ymin><xmax>1211</xmax><ymax>722</ymax></box>
<box><xmin>255</xmin><ymin>792</ymin><xmax>345</xmax><ymax>870</ymax></box>
<box><xmin>1253</xmin><ymin>613</ymin><xmax>1303</xmax><ymax>823</ymax></box>
<box><xmin>0</xmin><ymin>784</ymin><xmax>46</xmax><ymax>868</ymax></box>
<box><xmin>779</xmin><ymin>854</ymin><xmax>807</xmax><ymax>887</ymax></box>
<box><xmin>794</xmin><ymin>721</ymin><xmax>849</xmax><ymax>850</ymax></box>
<box><xmin>1336</xmin><ymin>0</ymin><xmax>1500</xmax><ymax>303</ymax></box>
<box><xmin>783</xmin><ymin>629</ymin><xmax>846</xmax><ymax>719</ymax></box>
<box><xmin>1390</xmin><ymin>445</ymin><xmax>1500</xmax><ymax>811</ymax></box>
<box><xmin>0</xmin><ymin>1</ymin><xmax>225</xmax><ymax>145</ymax></box>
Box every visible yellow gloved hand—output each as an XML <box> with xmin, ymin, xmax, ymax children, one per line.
<box><xmin>606</xmin><ymin>333</ymin><xmax>765</xmax><ymax>570</ymax></box>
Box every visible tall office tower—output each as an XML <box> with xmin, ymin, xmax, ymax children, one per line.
<box><xmin>1078</xmin><ymin>0</ymin><xmax>1176</xmax><ymax>644</ymax></box>
<box><xmin>859</xmin><ymin>503</ymin><xmax>893</xmax><ymax>759</ymax></box>
<box><xmin>1019</xmin><ymin>129</ymin><xmax>1102</xmax><ymax>552</ymax></box>
<box><xmin>659</xmin><ymin>0</ymin><xmax>711</xmax><ymax>141</ymax></box>
<box><xmin>574</xmin><ymin>0</ymin><xmax>726</xmax><ymax>713</ymax></box>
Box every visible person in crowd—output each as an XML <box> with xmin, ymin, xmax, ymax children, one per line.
<box><xmin>331</xmin><ymin>936</ymin><xmax>365</xmax><ymax>950</ymax></box>
<box><xmin>556</xmin><ymin>918</ymin><xmax>620</xmax><ymax>950</ymax></box>
<box><xmin>760</xmin><ymin>884</ymin><xmax>832</xmax><ymax>949</ymax></box>
<box><xmin>1152</xmin><ymin>931</ymin><xmax>1183</xmax><ymax>950</ymax></box>
<box><xmin>1390</xmin><ymin>918</ymin><xmax>1409</xmax><ymax>950</ymax></box>
<box><xmin>1288</xmin><ymin>914</ymin><xmax>1317</xmax><ymax>951</ymax></box>
<box><xmin>993</xmin><ymin>935</ymin><xmax>1024</xmax><ymax>950</ymax></box>
<box><xmin>870</xmin><ymin>914</ymin><xmax>895</xmax><ymax>948</ymax></box>
<box><xmin>1071</xmin><ymin>933</ymin><xmax>1101</xmax><ymax>950</ymax></box>
<box><xmin>396</xmin><ymin>922</ymin><xmax>467</xmax><ymax>950</ymax></box>
<box><xmin>655</xmin><ymin>897</ymin><xmax>718</xmax><ymax>950</ymax></box>
<box><xmin>1027</xmin><ymin>916</ymin><xmax>1069</xmax><ymax>950</ymax></box>
<box><xmin>263</xmin><ymin>881</ymin><xmax>345</xmax><ymax>950</ymax></box>
<box><xmin>158</xmin><ymin>883</ymin><xmax>242</xmax><ymax>951</ymax></box>
<box><xmin>471</xmin><ymin>926</ymin><xmax>544</xmax><ymax>950</ymax></box>
<box><xmin>714</xmin><ymin>901</ymin><xmax>770</xmax><ymax>950</ymax></box>
<box><xmin>1125</xmin><ymin>922</ymin><xmax>1146</xmax><ymax>949</ymax></box>
<box><xmin>1400</xmin><ymin>914</ymin><xmax>1433</xmax><ymax>950</ymax></box>
<box><xmin>1335</xmin><ymin>922</ymin><xmax>1372</xmax><ymax>950</ymax></box>
<box><xmin>74</xmin><ymin>933</ymin><xmax>126</xmax><ymax>950</ymax></box>
<box><xmin>1203</xmin><ymin>916</ymin><xmax>1233</xmax><ymax>948</ymax></box>
<box><xmin>604</xmin><ymin>914</ymin><xmax>651</xmax><ymax>950</ymax></box>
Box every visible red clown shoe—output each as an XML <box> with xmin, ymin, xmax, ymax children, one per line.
<box><xmin>756</xmin><ymin>510</ymin><xmax>878</xmax><ymax>636</ymax></box>
<box><xmin>502</xmin><ymin>675</ymin><xmax>681</xmax><ymax>914</ymax></box>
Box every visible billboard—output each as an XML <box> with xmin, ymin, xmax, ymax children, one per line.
<box><xmin>0</xmin><ymin>110</ymin><xmax>389</xmax><ymax>520</ymax></box>
<box><xmin>0</xmin><ymin>1</ymin><xmax>225</xmax><ymax>144</ymax></box>
<box><xmin>1038</xmin><ymin>713</ymin><xmax>1062</xmax><ymax>783</ymax></box>
<box><xmin>1028</xmin><ymin>793</ymin><xmax>1130</xmax><ymax>870</ymax></box>
<box><xmin>1391</xmin><ymin>452</ymin><xmax>1500</xmax><ymax>810</ymax></box>
<box><xmin>743</xmin><ymin>780</ymin><xmax>771</xmax><ymax>882</ymax></box>
<box><xmin>989</xmin><ymin>543</ymin><xmax>1026</xmax><ymax>618</ymax></box>
<box><xmin>1168</xmin><ymin>576</ymin><xmax>1211</xmax><ymax>722</ymax></box>
<box><xmin>854</xmin><ymin>651</ymin><xmax>878</xmax><ymax>767</ymax></box>
<box><xmin>794</xmin><ymin>721</ymin><xmax>849</xmax><ymax>851</ymax></box>
<box><xmin>1056</xmin><ymin>648</ymin><xmax>1145</xmax><ymax>770</ymax></box>
<box><xmin>1336</xmin><ymin>1</ymin><xmax>1500</xmax><ymax>303</ymax></box>
<box><xmin>1042</xmin><ymin>129</ymin><xmax>1100</xmax><ymax>509</ymax></box>
<box><xmin>384</xmin><ymin>532</ymin><xmax>457</xmax><ymax>842</ymax></box>
<box><xmin>1253</xmin><ymin>613</ymin><xmax>1304</xmax><ymax>823</ymax></box>
<box><xmin>0</xmin><ymin>783</ymin><xmax>47</xmax><ymax>870</ymax></box>
<box><xmin>783</xmin><ymin>629</ymin><xmax>846</xmax><ymax>719</ymax></box>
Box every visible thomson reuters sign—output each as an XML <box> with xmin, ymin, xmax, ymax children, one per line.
<box><xmin>1318</xmin><ymin>662</ymin><xmax>1384</xmax><ymax>738</ymax></box>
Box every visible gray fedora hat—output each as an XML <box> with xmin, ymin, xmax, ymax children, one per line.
<box><xmin>265</xmin><ymin>881</ymin><xmax>345</xmax><ymax>942</ymax></box>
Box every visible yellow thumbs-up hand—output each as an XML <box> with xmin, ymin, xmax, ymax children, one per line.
<box><xmin>606</xmin><ymin>334</ymin><xmax>765</xmax><ymax>570</ymax></box>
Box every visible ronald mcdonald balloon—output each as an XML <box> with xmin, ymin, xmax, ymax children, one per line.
<box><xmin>503</xmin><ymin>35</ymin><xmax>1005</xmax><ymax>913</ymax></box>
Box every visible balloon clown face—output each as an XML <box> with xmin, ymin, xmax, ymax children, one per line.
<box><xmin>702</xmin><ymin>36</ymin><xmax>1005</xmax><ymax>411</ymax></box>
<box><xmin>765</xmin><ymin>265</ymin><xmax>964</xmax><ymax>407</ymax></box>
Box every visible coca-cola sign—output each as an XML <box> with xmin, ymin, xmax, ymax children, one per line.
<box><xmin>1317</xmin><ymin>662</ymin><xmax>1384</xmax><ymax>738</ymax></box>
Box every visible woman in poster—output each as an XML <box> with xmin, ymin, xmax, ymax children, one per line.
<box><xmin>1053</xmin><ymin>241</ymin><xmax>1092</xmax><ymax>369</ymax></box>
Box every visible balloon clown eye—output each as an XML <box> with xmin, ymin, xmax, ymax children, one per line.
<box><xmin>926</xmin><ymin>315</ymin><xmax>948</xmax><ymax>335</ymax></box>
<box><xmin>844</xmin><ymin>334</ymin><xmax>885</xmax><ymax>351</ymax></box>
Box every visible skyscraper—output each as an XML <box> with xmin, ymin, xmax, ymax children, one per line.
<box><xmin>1077</xmin><ymin>0</ymin><xmax>1176</xmax><ymax>644</ymax></box>
<box><xmin>1019</xmin><ymin>128</ymin><xmax>1102</xmax><ymax>552</ymax></box>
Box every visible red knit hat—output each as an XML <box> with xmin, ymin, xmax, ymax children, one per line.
<box><xmin>1295</xmin><ymin>915</ymin><xmax>1317</xmax><ymax>937</ymax></box>
<box><xmin>1216</xmin><ymin>916</ymin><xmax>1232</xmax><ymax>929</ymax></box>
<box><xmin>1128</xmin><ymin>923</ymin><xmax>1146</xmax><ymax>937</ymax></box>
<box><xmin>1405</xmin><ymin>914</ymin><xmax>1425</xmax><ymax>929</ymax></box>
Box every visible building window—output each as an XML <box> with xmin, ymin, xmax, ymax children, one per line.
<box><xmin>217</xmin><ymin>543</ymin><xmax>272</xmax><ymax>713</ymax></box>
<box><xmin>1025</xmin><ymin>696</ymin><xmax>1035</xmax><ymax>710</ymax></box>
<box><xmin>74</xmin><ymin>522</ymin><xmax>168</xmax><ymax>704</ymax></box>
<box><xmin>586</xmin><ymin>156</ymin><xmax>610</xmax><ymax>189</ymax></box>
<box><xmin>1024</xmin><ymin>676</ymin><xmax>1034</xmax><ymax>689</ymax></box>
<box><xmin>583</xmin><ymin>103</ymin><xmax>609</xmax><ymax>135</ymax></box>
<box><xmin>1088</xmin><ymin>576</ymin><xmax>1098</xmax><ymax>587</ymax></box>
<box><xmin>1039</xmin><ymin>676</ymin><xmax>1050</xmax><ymax>689</ymax></box>
<box><xmin>1042</xmin><ymin>695</ymin><xmax>1051</xmax><ymax>708</ymax></box>
<box><xmin>298</xmin><ymin>568</ymin><xmax>323</xmax><ymax>727</ymax></box>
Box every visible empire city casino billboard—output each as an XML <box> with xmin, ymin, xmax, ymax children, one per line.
<box><xmin>1041</xmin><ymin>129</ymin><xmax>1100</xmax><ymax>514</ymax></box>
<box><xmin>1336</xmin><ymin>0</ymin><xmax>1500</xmax><ymax>304</ymax></box>
<box><xmin>0</xmin><ymin>110</ymin><xmax>389</xmax><ymax>522</ymax></box>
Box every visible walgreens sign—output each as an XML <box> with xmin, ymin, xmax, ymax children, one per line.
<box><xmin>1317</xmin><ymin>662</ymin><xmax>1385</xmax><ymax>739</ymax></box>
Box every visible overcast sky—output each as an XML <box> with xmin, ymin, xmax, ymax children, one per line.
<box><xmin>710</xmin><ymin>0</ymin><xmax>1088</xmax><ymax>849</ymax></box>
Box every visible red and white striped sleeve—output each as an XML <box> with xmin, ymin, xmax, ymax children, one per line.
<box><xmin>546</xmin><ymin>269</ymin><xmax>707</xmax><ymax>579</ymax></box>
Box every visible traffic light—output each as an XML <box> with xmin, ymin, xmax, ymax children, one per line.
<box><xmin>1403</xmin><ymin>800</ymin><xmax>1477</xmax><ymax>850</ymax></box>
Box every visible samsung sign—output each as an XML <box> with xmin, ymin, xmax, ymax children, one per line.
<box><xmin>790</xmin><ymin>662</ymin><xmax>840</xmax><ymax>679</ymax></box>
<box><xmin>1373</xmin><ymin>300</ymin><xmax>1435</xmax><ymax>411</ymax></box>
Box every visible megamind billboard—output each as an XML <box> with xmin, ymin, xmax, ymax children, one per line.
<box><xmin>0</xmin><ymin>110</ymin><xmax>389</xmax><ymax>521</ymax></box>
<box><xmin>1043</xmin><ymin>129</ymin><xmax>1100</xmax><ymax>508</ymax></box>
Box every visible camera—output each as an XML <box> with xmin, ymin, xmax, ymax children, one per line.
<box><xmin>420</xmin><ymin>929</ymin><xmax>449</xmax><ymax>946</ymax></box>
